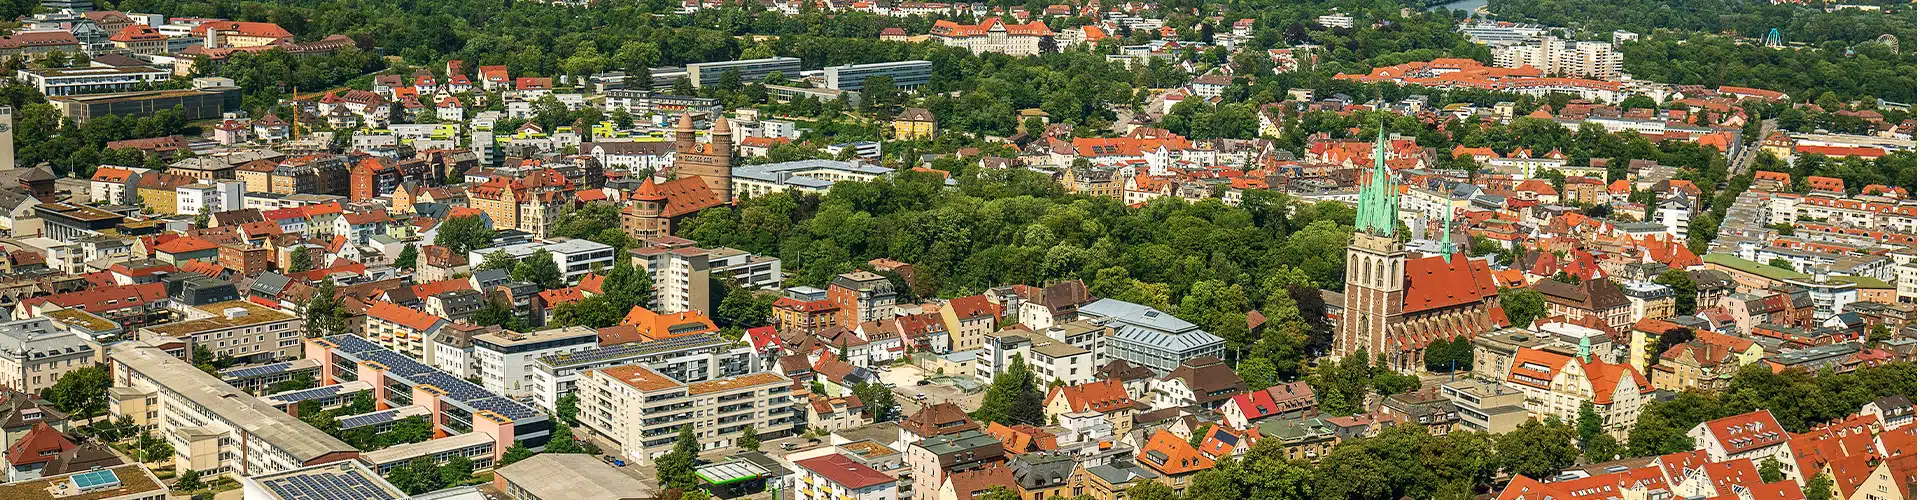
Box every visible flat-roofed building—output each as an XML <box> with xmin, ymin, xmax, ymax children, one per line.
<box><xmin>493</xmin><ymin>453</ymin><xmax>656</xmax><ymax>500</ymax></box>
<box><xmin>0</xmin><ymin>463</ymin><xmax>165</xmax><ymax>500</ymax></box>
<box><xmin>576</xmin><ymin>364</ymin><xmax>802</xmax><ymax>463</ymax></box>
<box><xmin>106</xmin><ymin>341</ymin><xmax>359</xmax><ymax>478</ymax></box>
<box><xmin>356</xmin><ymin>430</ymin><xmax>498</xmax><ymax>474</ymax></box>
<box><xmin>470</xmin><ymin>238</ymin><xmax>617</xmax><ymax>283</ymax></box>
<box><xmin>48</xmin><ymin>86</ymin><xmax>242</xmax><ymax>124</ymax></box>
<box><xmin>824</xmin><ymin>60</ymin><xmax>933</xmax><ymax>91</ymax></box>
<box><xmin>240</xmin><ymin>461</ymin><xmax>407</xmax><ymax>500</ymax></box>
<box><xmin>472</xmin><ymin>326</ymin><xmax>599</xmax><ymax>397</ymax></box>
<box><xmin>35</xmin><ymin>202</ymin><xmax>124</xmax><ymax>241</ymax></box>
<box><xmin>17</xmin><ymin>66</ymin><xmax>170</xmax><ymax>97</ymax></box>
<box><xmin>1438</xmin><ymin>379</ymin><xmax>1530</xmax><ymax>433</ymax></box>
<box><xmin>304</xmin><ymin>335</ymin><xmax>553</xmax><ymax>456</ymax></box>
<box><xmin>732</xmin><ymin>159</ymin><xmax>894</xmax><ymax>199</ymax></box>
<box><xmin>684</xmin><ymin>57</ymin><xmax>802</xmax><ymax>88</ymax></box>
<box><xmin>525</xmin><ymin>333</ymin><xmax>753</xmax><ymax>412</ymax></box>
<box><xmin>136</xmin><ymin>300</ymin><xmax>302</xmax><ymax>364</ymax></box>
<box><xmin>0</xmin><ymin>318</ymin><xmax>101</xmax><ymax>395</ymax></box>
<box><xmin>1079</xmin><ymin>299</ymin><xmax>1226</xmax><ymax>374</ymax></box>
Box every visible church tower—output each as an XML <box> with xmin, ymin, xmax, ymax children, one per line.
<box><xmin>670</xmin><ymin>112</ymin><xmax>735</xmax><ymax>203</ymax></box>
<box><xmin>1336</xmin><ymin>128</ymin><xmax>1408</xmax><ymax>362</ymax></box>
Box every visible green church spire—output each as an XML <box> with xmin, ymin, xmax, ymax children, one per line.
<box><xmin>1355</xmin><ymin>125</ymin><xmax>1399</xmax><ymax>237</ymax></box>
<box><xmin>1440</xmin><ymin>208</ymin><xmax>1456</xmax><ymax>262</ymax></box>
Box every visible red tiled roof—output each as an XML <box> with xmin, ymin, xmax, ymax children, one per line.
<box><xmin>365</xmin><ymin>300</ymin><xmax>444</xmax><ymax>331</ymax></box>
<box><xmin>794</xmin><ymin>454</ymin><xmax>894</xmax><ymax>489</ymax></box>
<box><xmin>1402</xmin><ymin>253</ymin><xmax>1500</xmax><ymax>314</ymax></box>
<box><xmin>1047</xmin><ymin>379</ymin><xmax>1133</xmax><ymax>414</ymax></box>
<box><xmin>1137</xmin><ymin>429</ymin><xmax>1214</xmax><ymax>475</ymax></box>
<box><xmin>1700</xmin><ymin>410</ymin><xmax>1789</xmax><ymax>455</ymax></box>
<box><xmin>5</xmin><ymin>423</ymin><xmax>72</xmax><ymax>467</ymax></box>
<box><xmin>21</xmin><ymin>283</ymin><xmax>166</xmax><ymax>313</ymax></box>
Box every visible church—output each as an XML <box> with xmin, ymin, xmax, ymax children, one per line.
<box><xmin>620</xmin><ymin>112</ymin><xmax>732</xmax><ymax>239</ymax></box>
<box><xmin>1334</xmin><ymin>130</ymin><xmax>1506</xmax><ymax>372</ymax></box>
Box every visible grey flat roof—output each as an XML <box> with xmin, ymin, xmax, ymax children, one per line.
<box><xmin>110</xmin><ymin>341</ymin><xmax>355</xmax><ymax>463</ymax></box>
<box><xmin>497</xmin><ymin>454</ymin><xmax>657</xmax><ymax>500</ymax></box>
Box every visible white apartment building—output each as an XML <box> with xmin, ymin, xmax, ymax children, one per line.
<box><xmin>731</xmin><ymin>159</ymin><xmax>894</xmax><ymax>199</ymax></box>
<box><xmin>524</xmin><ymin>332</ymin><xmax>753</xmax><ymax>412</ymax></box>
<box><xmin>137</xmin><ymin>301</ymin><xmax>303</xmax><ymax>364</ymax></box>
<box><xmin>174</xmin><ymin>181</ymin><xmax>244</xmax><ymax>216</ymax></box>
<box><xmin>0</xmin><ymin>318</ymin><xmax>100</xmax><ymax>395</ymax></box>
<box><xmin>107</xmin><ymin>341</ymin><xmax>357</xmax><ymax>479</ymax></box>
<box><xmin>576</xmin><ymin>365</ymin><xmax>801</xmax><ymax>463</ymax></box>
<box><xmin>472</xmin><ymin>326</ymin><xmax>600</xmax><ymax>397</ymax></box>
<box><xmin>629</xmin><ymin>245</ymin><xmax>711</xmax><ymax>315</ymax></box>
<box><xmin>979</xmin><ymin>328</ymin><xmax>1095</xmax><ymax>386</ymax></box>
<box><xmin>1492</xmin><ymin>37</ymin><xmax>1622</xmax><ymax>80</ymax></box>
<box><xmin>469</xmin><ymin>238</ymin><xmax>618</xmax><ymax>283</ymax></box>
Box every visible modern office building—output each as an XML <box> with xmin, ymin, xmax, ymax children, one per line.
<box><xmin>305</xmin><ymin>335</ymin><xmax>553</xmax><ymax>455</ymax></box>
<box><xmin>1079</xmin><ymin>298</ymin><xmax>1226</xmax><ymax>374</ymax></box>
<box><xmin>602</xmin><ymin>90</ymin><xmax>722</xmax><ymax>118</ymax></box>
<box><xmin>107</xmin><ymin>341</ymin><xmax>359</xmax><ymax>478</ymax></box>
<box><xmin>575</xmin><ymin>364</ymin><xmax>802</xmax><ymax>463</ymax></box>
<box><xmin>49</xmin><ymin>86</ymin><xmax>243</xmax><ymax>124</ymax></box>
<box><xmin>823</xmin><ymin>60</ymin><xmax>933</xmax><ymax>91</ymax></box>
<box><xmin>471</xmin><ymin>326</ymin><xmax>600</xmax><ymax>397</ymax></box>
<box><xmin>684</xmin><ymin>57</ymin><xmax>803</xmax><ymax>88</ymax></box>
<box><xmin>35</xmin><ymin>202</ymin><xmax>124</xmax><ymax>241</ymax></box>
<box><xmin>732</xmin><ymin>159</ymin><xmax>895</xmax><ymax>199</ymax></box>
<box><xmin>17</xmin><ymin>66</ymin><xmax>171</xmax><ymax>97</ymax></box>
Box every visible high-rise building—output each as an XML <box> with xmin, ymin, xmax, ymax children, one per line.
<box><xmin>1492</xmin><ymin>37</ymin><xmax>1622</xmax><ymax>80</ymax></box>
<box><xmin>0</xmin><ymin>106</ymin><xmax>14</xmax><ymax>170</ymax></box>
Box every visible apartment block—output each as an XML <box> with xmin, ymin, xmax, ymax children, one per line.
<box><xmin>472</xmin><ymin>326</ymin><xmax>600</xmax><ymax>397</ymax></box>
<box><xmin>107</xmin><ymin>341</ymin><xmax>358</xmax><ymax>478</ymax></box>
<box><xmin>136</xmin><ymin>300</ymin><xmax>302</xmax><ymax>364</ymax></box>
<box><xmin>629</xmin><ymin>242</ymin><xmax>712</xmax><ymax>315</ymax></box>
<box><xmin>0</xmin><ymin>318</ymin><xmax>100</xmax><ymax>395</ymax></box>
<box><xmin>525</xmin><ymin>332</ymin><xmax>753</xmax><ymax>412</ymax></box>
<box><xmin>576</xmin><ymin>364</ymin><xmax>802</xmax><ymax>463</ymax></box>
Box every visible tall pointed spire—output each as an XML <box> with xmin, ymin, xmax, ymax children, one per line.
<box><xmin>1439</xmin><ymin>209</ymin><xmax>1456</xmax><ymax>262</ymax></box>
<box><xmin>1354</xmin><ymin>123</ymin><xmax>1399</xmax><ymax>237</ymax></box>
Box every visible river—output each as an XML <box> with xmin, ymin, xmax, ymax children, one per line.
<box><xmin>1430</xmin><ymin>0</ymin><xmax>1489</xmax><ymax>14</ymax></box>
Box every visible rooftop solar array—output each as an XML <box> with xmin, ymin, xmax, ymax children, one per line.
<box><xmin>69</xmin><ymin>469</ymin><xmax>120</xmax><ymax>491</ymax></box>
<box><xmin>321</xmin><ymin>335</ymin><xmax>542</xmax><ymax>422</ymax></box>
<box><xmin>264</xmin><ymin>384</ymin><xmax>363</xmax><ymax>404</ymax></box>
<box><xmin>260</xmin><ymin>468</ymin><xmax>398</xmax><ymax>500</ymax></box>
<box><xmin>221</xmin><ymin>361</ymin><xmax>301</xmax><ymax>379</ymax></box>
<box><xmin>335</xmin><ymin>408</ymin><xmax>416</xmax><ymax>430</ymax></box>
<box><xmin>538</xmin><ymin>333</ymin><xmax>726</xmax><ymax>368</ymax></box>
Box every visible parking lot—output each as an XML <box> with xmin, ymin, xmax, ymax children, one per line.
<box><xmin>874</xmin><ymin>364</ymin><xmax>983</xmax><ymax>414</ymax></box>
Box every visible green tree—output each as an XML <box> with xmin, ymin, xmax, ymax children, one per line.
<box><xmin>972</xmin><ymin>355</ymin><xmax>1045</xmax><ymax>426</ymax></box>
<box><xmin>1804</xmin><ymin>473</ymin><xmax>1834</xmax><ymax>500</ymax></box>
<box><xmin>1759</xmin><ymin>457</ymin><xmax>1786</xmax><ymax>483</ymax></box>
<box><xmin>850</xmin><ymin>382</ymin><xmax>899</xmax><ymax>420</ymax></box>
<box><xmin>497</xmin><ymin>442</ymin><xmax>534</xmax><ymax>467</ymax></box>
<box><xmin>1496</xmin><ymin>417</ymin><xmax>1579</xmax><ymax>479</ymax></box>
<box><xmin>657</xmin><ymin>426</ymin><xmax>700</xmax><ymax>490</ymax></box>
<box><xmin>40</xmin><ymin>365</ymin><xmax>111</xmax><ymax>417</ymax></box>
<box><xmin>737</xmin><ymin>424</ymin><xmax>759</xmax><ymax>451</ymax></box>
<box><xmin>1499</xmin><ymin>288</ymin><xmax>1547</xmax><ymax>327</ymax></box>
<box><xmin>476</xmin><ymin>251</ymin><xmax>516</xmax><ymax>272</ymax></box>
<box><xmin>395</xmin><ymin>244</ymin><xmax>419</xmax><ymax>269</ymax></box>
<box><xmin>546</xmin><ymin>422</ymin><xmax>586</xmax><ymax>454</ymax></box>
<box><xmin>304</xmin><ymin>281</ymin><xmax>348</xmax><ymax>338</ymax></box>
<box><xmin>434</xmin><ymin>215</ymin><xmax>495</xmax><ymax>255</ymax></box>
<box><xmin>288</xmin><ymin>248</ymin><xmax>313</xmax><ymax>273</ymax></box>
<box><xmin>555</xmin><ymin>393</ymin><xmax>580</xmax><ymax>425</ymax></box>
<box><xmin>512</xmin><ymin>249</ymin><xmax>564</xmax><ymax>289</ymax></box>
<box><xmin>1654</xmin><ymin>270</ymin><xmax>1697</xmax><ymax>315</ymax></box>
<box><xmin>175</xmin><ymin>469</ymin><xmax>202</xmax><ymax>492</ymax></box>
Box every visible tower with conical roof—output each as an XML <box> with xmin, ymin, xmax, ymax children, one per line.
<box><xmin>671</xmin><ymin>112</ymin><xmax>735</xmax><ymax>202</ymax></box>
<box><xmin>1335</xmin><ymin>127</ymin><xmax>1409</xmax><ymax>362</ymax></box>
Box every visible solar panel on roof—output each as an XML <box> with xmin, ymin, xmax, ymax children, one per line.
<box><xmin>70</xmin><ymin>469</ymin><xmax>120</xmax><ymax>491</ymax></box>
<box><xmin>221</xmin><ymin>362</ymin><xmax>297</xmax><ymax>379</ymax></box>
